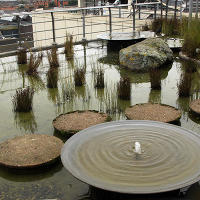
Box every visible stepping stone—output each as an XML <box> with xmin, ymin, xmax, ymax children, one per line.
<box><xmin>125</xmin><ymin>103</ymin><xmax>181</xmax><ymax>123</ymax></box>
<box><xmin>53</xmin><ymin>110</ymin><xmax>110</xmax><ymax>135</ymax></box>
<box><xmin>189</xmin><ymin>99</ymin><xmax>200</xmax><ymax>115</ymax></box>
<box><xmin>0</xmin><ymin>134</ymin><xmax>63</xmax><ymax>168</ymax></box>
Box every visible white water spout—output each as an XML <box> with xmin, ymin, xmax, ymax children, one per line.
<box><xmin>134</xmin><ymin>142</ymin><xmax>142</xmax><ymax>154</ymax></box>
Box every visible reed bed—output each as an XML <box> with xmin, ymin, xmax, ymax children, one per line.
<box><xmin>74</xmin><ymin>68</ymin><xmax>85</xmax><ymax>86</ymax></box>
<box><xmin>12</xmin><ymin>87</ymin><xmax>34</xmax><ymax>112</ymax></box>
<box><xmin>47</xmin><ymin>68</ymin><xmax>58</xmax><ymax>88</ymax></box>
<box><xmin>117</xmin><ymin>77</ymin><xmax>131</xmax><ymax>100</ymax></box>
<box><xmin>149</xmin><ymin>68</ymin><xmax>161</xmax><ymax>90</ymax></box>
<box><xmin>47</xmin><ymin>46</ymin><xmax>59</xmax><ymax>68</ymax></box>
<box><xmin>177</xmin><ymin>72</ymin><xmax>192</xmax><ymax>97</ymax></box>
<box><xmin>26</xmin><ymin>52</ymin><xmax>43</xmax><ymax>76</ymax></box>
<box><xmin>64</xmin><ymin>34</ymin><xmax>74</xmax><ymax>60</ymax></box>
<box><xmin>94</xmin><ymin>67</ymin><xmax>105</xmax><ymax>88</ymax></box>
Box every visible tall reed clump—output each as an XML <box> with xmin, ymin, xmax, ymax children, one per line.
<box><xmin>177</xmin><ymin>72</ymin><xmax>192</xmax><ymax>97</ymax></box>
<box><xmin>117</xmin><ymin>77</ymin><xmax>131</xmax><ymax>100</ymax></box>
<box><xmin>47</xmin><ymin>46</ymin><xmax>59</xmax><ymax>68</ymax></box>
<box><xmin>12</xmin><ymin>87</ymin><xmax>34</xmax><ymax>112</ymax></box>
<box><xmin>17</xmin><ymin>47</ymin><xmax>27</xmax><ymax>64</ymax></box>
<box><xmin>182</xmin><ymin>19</ymin><xmax>200</xmax><ymax>58</ymax></box>
<box><xmin>94</xmin><ymin>67</ymin><xmax>104</xmax><ymax>88</ymax></box>
<box><xmin>26</xmin><ymin>52</ymin><xmax>43</xmax><ymax>76</ymax></box>
<box><xmin>64</xmin><ymin>34</ymin><xmax>74</xmax><ymax>59</ymax></box>
<box><xmin>149</xmin><ymin>68</ymin><xmax>161</xmax><ymax>90</ymax></box>
<box><xmin>74</xmin><ymin>68</ymin><xmax>85</xmax><ymax>86</ymax></box>
<box><xmin>47</xmin><ymin>68</ymin><xmax>58</xmax><ymax>88</ymax></box>
<box><xmin>150</xmin><ymin>18</ymin><xmax>181</xmax><ymax>36</ymax></box>
<box><xmin>162</xmin><ymin>18</ymin><xmax>181</xmax><ymax>37</ymax></box>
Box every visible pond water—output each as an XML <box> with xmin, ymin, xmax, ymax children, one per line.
<box><xmin>1</xmin><ymin>41</ymin><xmax>200</xmax><ymax>199</ymax></box>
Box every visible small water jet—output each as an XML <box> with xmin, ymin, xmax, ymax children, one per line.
<box><xmin>61</xmin><ymin>120</ymin><xmax>200</xmax><ymax>194</ymax></box>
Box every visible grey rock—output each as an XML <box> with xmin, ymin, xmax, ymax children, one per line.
<box><xmin>119</xmin><ymin>38</ymin><xmax>173</xmax><ymax>71</ymax></box>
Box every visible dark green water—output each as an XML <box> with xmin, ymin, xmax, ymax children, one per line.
<box><xmin>1</xmin><ymin>41</ymin><xmax>200</xmax><ymax>199</ymax></box>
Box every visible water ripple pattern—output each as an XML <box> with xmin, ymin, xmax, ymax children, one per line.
<box><xmin>61</xmin><ymin>121</ymin><xmax>200</xmax><ymax>193</ymax></box>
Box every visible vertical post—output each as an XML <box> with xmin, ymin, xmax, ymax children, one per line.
<box><xmin>132</xmin><ymin>2</ymin><xmax>135</xmax><ymax>31</ymax></box>
<box><xmin>154</xmin><ymin>4</ymin><xmax>157</xmax><ymax>19</ymax></box>
<box><xmin>82</xmin><ymin>9</ymin><xmax>86</xmax><ymax>41</ymax></box>
<box><xmin>195</xmin><ymin>0</ymin><xmax>199</xmax><ymax>18</ymax></box>
<box><xmin>174</xmin><ymin>0</ymin><xmax>178</xmax><ymax>19</ymax></box>
<box><xmin>180</xmin><ymin>2</ymin><xmax>183</xmax><ymax>20</ymax></box>
<box><xmin>17</xmin><ymin>17</ymin><xmax>21</xmax><ymax>47</ymax></box>
<box><xmin>138</xmin><ymin>6</ymin><xmax>141</xmax><ymax>19</ymax></box>
<box><xmin>119</xmin><ymin>6</ymin><xmax>121</xmax><ymax>18</ymax></box>
<box><xmin>51</xmin><ymin>12</ymin><xmax>56</xmax><ymax>43</ymax></box>
<box><xmin>109</xmin><ymin>7</ymin><xmax>112</xmax><ymax>34</ymax></box>
<box><xmin>160</xmin><ymin>0</ymin><xmax>163</xmax><ymax>19</ymax></box>
<box><xmin>165</xmin><ymin>0</ymin><xmax>169</xmax><ymax>19</ymax></box>
<box><xmin>189</xmin><ymin>0</ymin><xmax>193</xmax><ymax>20</ymax></box>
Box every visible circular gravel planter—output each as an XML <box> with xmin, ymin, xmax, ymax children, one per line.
<box><xmin>125</xmin><ymin>103</ymin><xmax>181</xmax><ymax>123</ymax></box>
<box><xmin>0</xmin><ymin>134</ymin><xmax>64</xmax><ymax>169</ymax></box>
<box><xmin>189</xmin><ymin>99</ymin><xmax>200</xmax><ymax>115</ymax></box>
<box><xmin>53</xmin><ymin>110</ymin><xmax>110</xmax><ymax>136</ymax></box>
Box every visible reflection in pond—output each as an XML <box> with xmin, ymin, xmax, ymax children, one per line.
<box><xmin>27</xmin><ymin>75</ymin><xmax>45</xmax><ymax>92</ymax></box>
<box><xmin>148</xmin><ymin>89</ymin><xmax>161</xmax><ymax>104</ymax></box>
<box><xmin>2</xmin><ymin>42</ymin><xmax>200</xmax><ymax>199</ymax></box>
<box><xmin>14</xmin><ymin>112</ymin><xmax>37</xmax><ymax>133</ymax></box>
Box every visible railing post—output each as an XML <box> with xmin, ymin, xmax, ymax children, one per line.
<box><xmin>138</xmin><ymin>6</ymin><xmax>141</xmax><ymax>19</ymax></box>
<box><xmin>161</xmin><ymin>0</ymin><xmax>163</xmax><ymax>19</ymax></box>
<box><xmin>132</xmin><ymin>2</ymin><xmax>136</xmax><ymax>31</ymax></box>
<box><xmin>174</xmin><ymin>0</ymin><xmax>177</xmax><ymax>19</ymax></box>
<box><xmin>109</xmin><ymin>7</ymin><xmax>112</xmax><ymax>34</ymax></box>
<box><xmin>119</xmin><ymin>6</ymin><xmax>121</xmax><ymax>18</ymax></box>
<box><xmin>154</xmin><ymin>4</ymin><xmax>157</xmax><ymax>19</ymax></box>
<box><xmin>51</xmin><ymin>12</ymin><xmax>56</xmax><ymax>43</ymax></box>
<box><xmin>82</xmin><ymin>10</ymin><xmax>86</xmax><ymax>41</ymax></box>
<box><xmin>180</xmin><ymin>2</ymin><xmax>183</xmax><ymax>20</ymax></box>
<box><xmin>165</xmin><ymin>0</ymin><xmax>169</xmax><ymax>19</ymax></box>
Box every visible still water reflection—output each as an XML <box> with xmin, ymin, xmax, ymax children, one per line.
<box><xmin>0</xmin><ymin>42</ymin><xmax>200</xmax><ymax>199</ymax></box>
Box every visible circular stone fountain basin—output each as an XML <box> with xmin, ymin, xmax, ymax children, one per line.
<box><xmin>61</xmin><ymin>120</ymin><xmax>200</xmax><ymax>194</ymax></box>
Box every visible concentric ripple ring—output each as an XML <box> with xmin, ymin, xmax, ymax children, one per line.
<box><xmin>61</xmin><ymin>120</ymin><xmax>200</xmax><ymax>194</ymax></box>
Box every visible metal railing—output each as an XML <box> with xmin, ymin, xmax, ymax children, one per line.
<box><xmin>0</xmin><ymin>1</ymin><xmax>185</xmax><ymax>56</ymax></box>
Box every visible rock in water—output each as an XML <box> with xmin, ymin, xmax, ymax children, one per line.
<box><xmin>119</xmin><ymin>38</ymin><xmax>173</xmax><ymax>71</ymax></box>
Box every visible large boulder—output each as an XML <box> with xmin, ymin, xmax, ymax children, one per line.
<box><xmin>119</xmin><ymin>38</ymin><xmax>173</xmax><ymax>71</ymax></box>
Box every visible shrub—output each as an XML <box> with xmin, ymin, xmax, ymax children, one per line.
<box><xmin>12</xmin><ymin>87</ymin><xmax>34</xmax><ymax>112</ymax></box>
<box><xmin>117</xmin><ymin>77</ymin><xmax>131</xmax><ymax>100</ymax></box>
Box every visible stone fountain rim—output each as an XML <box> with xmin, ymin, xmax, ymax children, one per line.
<box><xmin>61</xmin><ymin>120</ymin><xmax>200</xmax><ymax>194</ymax></box>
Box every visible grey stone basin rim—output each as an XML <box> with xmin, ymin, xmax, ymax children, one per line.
<box><xmin>61</xmin><ymin>120</ymin><xmax>200</xmax><ymax>194</ymax></box>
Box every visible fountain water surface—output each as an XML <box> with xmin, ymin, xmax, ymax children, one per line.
<box><xmin>61</xmin><ymin>120</ymin><xmax>200</xmax><ymax>194</ymax></box>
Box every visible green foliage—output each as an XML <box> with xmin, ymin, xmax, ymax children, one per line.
<box><xmin>12</xmin><ymin>87</ymin><xmax>34</xmax><ymax>112</ymax></box>
<box><xmin>68</xmin><ymin>0</ymin><xmax>78</xmax><ymax>6</ymax></box>
<box><xmin>162</xmin><ymin>18</ymin><xmax>181</xmax><ymax>37</ymax></box>
<box><xmin>182</xmin><ymin>19</ymin><xmax>200</xmax><ymax>58</ymax></box>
